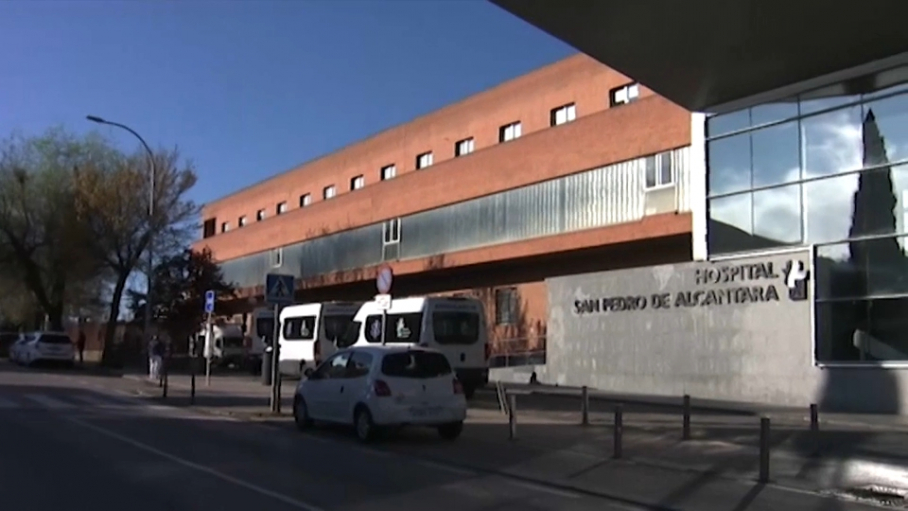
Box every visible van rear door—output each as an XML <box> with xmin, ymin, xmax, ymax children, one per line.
<box><xmin>426</xmin><ymin>304</ymin><xmax>485</xmax><ymax>370</ymax></box>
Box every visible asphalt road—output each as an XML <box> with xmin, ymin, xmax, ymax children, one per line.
<box><xmin>0</xmin><ymin>362</ymin><xmax>643</xmax><ymax>511</ymax></box>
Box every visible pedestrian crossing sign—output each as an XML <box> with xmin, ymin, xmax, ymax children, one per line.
<box><xmin>265</xmin><ymin>273</ymin><xmax>294</xmax><ymax>305</ymax></box>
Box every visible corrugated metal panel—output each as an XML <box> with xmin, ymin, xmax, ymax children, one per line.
<box><xmin>221</xmin><ymin>146</ymin><xmax>692</xmax><ymax>287</ymax></box>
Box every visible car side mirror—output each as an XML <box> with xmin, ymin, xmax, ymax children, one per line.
<box><xmin>304</xmin><ymin>368</ymin><xmax>316</xmax><ymax>379</ymax></box>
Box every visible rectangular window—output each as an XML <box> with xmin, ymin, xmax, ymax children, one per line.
<box><xmin>494</xmin><ymin>288</ymin><xmax>518</xmax><ymax>325</ymax></box>
<box><xmin>499</xmin><ymin>121</ymin><xmax>522</xmax><ymax>143</ymax></box>
<box><xmin>282</xmin><ymin>316</ymin><xmax>316</xmax><ymax>341</ymax></box>
<box><xmin>276</xmin><ymin>201</ymin><xmax>287</xmax><ymax>215</ymax></box>
<box><xmin>550</xmin><ymin>103</ymin><xmax>577</xmax><ymax>126</ymax></box>
<box><xmin>299</xmin><ymin>193</ymin><xmax>311</xmax><ymax>207</ymax></box>
<box><xmin>256</xmin><ymin>209</ymin><xmax>266</xmax><ymax>221</ymax></box>
<box><xmin>381</xmin><ymin>164</ymin><xmax>396</xmax><ymax>181</ymax></box>
<box><xmin>323</xmin><ymin>185</ymin><xmax>336</xmax><ymax>199</ymax></box>
<box><xmin>455</xmin><ymin>137</ymin><xmax>474</xmax><ymax>157</ymax></box>
<box><xmin>645</xmin><ymin>152</ymin><xmax>674</xmax><ymax>188</ymax></box>
<box><xmin>220</xmin><ymin>222</ymin><xmax>230</xmax><ymax>233</ymax></box>
<box><xmin>238</xmin><ymin>215</ymin><xmax>247</xmax><ymax>227</ymax></box>
<box><xmin>363</xmin><ymin>313</ymin><xmax>423</xmax><ymax>344</ymax></box>
<box><xmin>202</xmin><ymin>218</ymin><xmax>216</xmax><ymax>239</ymax></box>
<box><xmin>383</xmin><ymin>218</ymin><xmax>401</xmax><ymax>244</ymax></box>
<box><xmin>350</xmin><ymin>175</ymin><xmax>365</xmax><ymax>190</ymax></box>
<box><xmin>416</xmin><ymin>152</ymin><xmax>433</xmax><ymax>169</ymax></box>
<box><xmin>381</xmin><ymin>351</ymin><xmax>452</xmax><ymax>378</ymax></box>
<box><xmin>610</xmin><ymin>82</ymin><xmax>640</xmax><ymax>107</ymax></box>
<box><xmin>271</xmin><ymin>247</ymin><xmax>282</xmax><ymax>268</ymax></box>
<box><xmin>431</xmin><ymin>311</ymin><xmax>480</xmax><ymax>345</ymax></box>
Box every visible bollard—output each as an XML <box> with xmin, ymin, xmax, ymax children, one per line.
<box><xmin>759</xmin><ymin>417</ymin><xmax>770</xmax><ymax>483</ymax></box>
<box><xmin>581</xmin><ymin>386</ymin><xmax>589</xmax><ymax>426</ymax></box>
<box><xmin>682</xmin><ymin>394</ymin><xmax>691</xmax><ymax>440</ymax></box>
<box><xmin>613</xmin><ymin>404</ymin><xmax>623</xmax><ymax>459</ymax></box>
<box><xmin>809</xmin><ymin>403</ymin><xmax>819</xmax><ymax>457</ymax></box>
<box><xmin>190</xmin><ymin>356</ymin><xmax>197</xmax><ymax>405</ymax></box>
<box><xmin>162</xmin><ymin>357</ymin><xmax>168</xmax><ymax>399</ymax></box>
<box><xmin>508</xmin><ymin>393</ymin><xmax>517</xmax><ymax>440</ymax></box>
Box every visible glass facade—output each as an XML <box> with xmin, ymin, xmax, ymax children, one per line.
<box><xmin>706</xmin><ymin>64</ymin><xmax>908</xmax><ymax>364</ymax></box>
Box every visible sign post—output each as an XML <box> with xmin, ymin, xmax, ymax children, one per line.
<box><xmin>265</xmin><ymin>273</ymin><xmax>295</xmax><ymax>414</ymax></box>
<box><xmin>376</xmin><ymin>266</ymin><xmax>393</xmax><ymax>345</ymax></box>
<box><xmin>204</xmin><ymin>290</ymin><xmax>215</xmax><ymax>387</ymax></box>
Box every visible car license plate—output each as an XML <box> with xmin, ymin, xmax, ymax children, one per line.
<box><xmin>410</xmin><ymin>406</ymin><xmax>441</xmax><ymax>418</ymax></box>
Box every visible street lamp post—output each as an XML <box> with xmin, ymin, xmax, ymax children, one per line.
<box><xmin>86</xmin><ymin>115</ymin><xmax>157</xmax><ymax>359</ymax></box>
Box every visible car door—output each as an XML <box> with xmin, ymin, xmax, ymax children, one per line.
<box><xmin>302</xmin><ymin>357</ymin><xmax>334</xmax><ymax>421</ymax></box>
<box><xmin>306</xmin><ymin>352</ymin><xmax>351</xmax><ymax>423</ymax></box>
<box><xmin>340</xmin><ymin>351</ymin><xmax>373</xmax><ymax>421</ymax></box>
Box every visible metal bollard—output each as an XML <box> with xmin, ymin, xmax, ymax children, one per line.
<box><xmin>613</xmin><ymin>404</ymin><xmax>623</xmax><ymax>459</ymax></box>
<box><xmin>162</xmin><ymin>361</ymin><xmax>168</xmax><ymax>399</ymax></box>
<box><xmin>581</xmin><ymin>386</ymin><xmax>589</xmax><ymax>426</ymax></box>
<box><xmin>682</xmin><ymin>394</ymin><xmax>691</xmax><ymax>440</ymax></box>
<box><xmin>190</xmin><ymin>357</ymin><xmax>197</xmax><ymax>405</ymax></box>
<box><xmin>759</xmin><ymin>417</ymin><xmax>770</xmax><ymax>483</ymax></box>
<box><xmin>809</xmin><ymin>403</ymin><xmax>819</xmax><ymax>457</ymax></box>
<box><xmin>508</xmin><ymin>393</ymin><xmax>517</xmax><ymax>440</ymax></box>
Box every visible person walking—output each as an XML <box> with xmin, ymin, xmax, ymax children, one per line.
<box><xmin>76</xmin><ymin>330</ymin><xmax>86</xmax><ymax>365</ymax></box>
<box><xmin>148</xmin><ymin>336</ymin><xmax>159</xmax><ymax>381</ymax></box>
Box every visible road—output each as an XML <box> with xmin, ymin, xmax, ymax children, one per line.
<box><xmin>0</xmin><ymin>362</ymin><xmax>640</xmax><ymax>511</ymax></box>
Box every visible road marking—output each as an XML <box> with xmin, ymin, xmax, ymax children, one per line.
<box><xmin>26</xmin><ymin>394</ymin><xmax>75</xmax><ymax>409</ymax></box>
<box><xmin>505</xmin><ymin>479</ymin><xmax>581</xmax><ymax>499</ymax></box>
<box><xmin>414</xmin><ymin>459</ymin><xmax>476</xmax><ymax>477</ymax></box>
<box><xmin>0</xmin><ymin>396</ymin><xmax>19</xmax><ymax>409</ymax></box>
<box><xmin>63</xmin><ymin>415</ymin><xmax>326</xmax><ymax>511</ymax></box>
<box><xmin>73</xmin><ymin>394</ymin><xmax>123</xmax><ymax>407</ymax></box>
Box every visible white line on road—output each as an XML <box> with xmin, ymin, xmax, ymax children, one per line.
<box><xmin>0</xmin><ymin>396</ymin><xmax>19</xmax><ymax>408</ymax></box>
<box><xmin>72</xmin><ymin>394</ymin><xmax>123</xmax><ymax>407</ymax></box>
<box><xmin>26</xmin><ymin>394</ymin><xmax>75</xmax><ymax>409</ymax></box>
<box><xmin>414</xmin><ymin>459</ymin><xmax>476</xmax><ymax>477</ymax></box>
<box><xmin>505</xmin><ymin>479</ymin><xmax>581</xmax><ymax>499</ymax></box>
<box><xmin>63</xmin><ymin>415</ymin><xmax>326</xmax><ymax>511</ymax></box>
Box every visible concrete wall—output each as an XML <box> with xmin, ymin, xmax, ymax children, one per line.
<box><xmin>491</xmin><ymin>248</ymin><xmax>908</xmax><ymax>414</ymax></box>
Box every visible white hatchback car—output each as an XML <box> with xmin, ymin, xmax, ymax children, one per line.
<box><xmin>293</xmin><ymin>345</ymin><xmax>468</xmax><ymax>442</ymax></box>
<box><xmin>19</xmin><ymin>332</ymin><xmax>75</xmax><ymax>367</ymax></box>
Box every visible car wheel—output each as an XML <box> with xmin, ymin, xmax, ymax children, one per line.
<box><xmin>438</xmin><ymin>421</ymin><xmax>464</xmax><ymax>440</ymax></box>
<box><xmin>354</xmin><ymin>406</ymin><xmax>377</xmax><ymax>443</ymax></box>
<box><xmin>293</xmin><ymin>396</ymin><xmax>313</xmax><ymax>430</ymax></box>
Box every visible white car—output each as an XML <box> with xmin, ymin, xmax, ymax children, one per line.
<box><xmin>18</xmin><ymin>332</ymin><xmax>75</xmax><ymax>367</ymax></box>
<box><xmin>293</xmin><ymin>345</ymin><xmax>467</xmax><ymax>442</ymax></box>
<box><xmin>9</xmin><ymin>333</ymin><xmax>35</xmax><ymax>364</ymax></box>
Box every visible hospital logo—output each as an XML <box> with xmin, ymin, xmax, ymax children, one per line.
<box><xmin>782</xmin><ymin>259</ymin><xmax>809</xmax><ymax>302</ymax></box>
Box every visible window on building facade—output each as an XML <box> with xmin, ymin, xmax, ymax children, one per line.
<box><xmin>276</xmin><ymin>201</ymin><xmax>287</xmax><ymax>215</ymax></box>
<box><xmin>323</xmin><ymin>185</ymin><xmax>336</xmax><ymax>199</ymax></box>
<box><xmin>202</xmin><ymin>218</ymin><xmax>216</xmax><ymax>239</ymax></box>
<box><xmin>704</xmin><ymin>64</ymin><xmax>908</xmax><ymax>364</ymax></box>
<box><xmin>238</xmin><ymin>215</ymin><xmax>247</xmax><ymax>227</ymax></box>
<box><xmin>351</xmin><ymin>175</ymin><xmax>365</xmax><ymax>190</ymax></box>
<box><xmin>455</xmin><ymin>138</ymin><xmax>474</xmax><ymax>157</ymax></box>
<box><xmin>416</xmin><ymin>152</ymin><xmax>433</xmax><ymax>169</ymax></box>
<box><xmin>221</xmin><ymin>221</ymin><xmax>230</xmax><ymax>233</ymax></box>
<box><xmin>381</xmin><ymin>164</ymin><xmax>396</xmax><ymax>181</ymax></box>
<box><xmin>299</xmin><ymin>193</ymin><xmax>311</xmax><ymax>207</ymax></box>
<box><xmin>610</xmin><ymin>83</ymin><xmax>640</xmax><ymax>107</ymax></box>
<box><xmin>644</xmin><ymin>152</ymin><xmax>674</xmax><ymax>189</ymax></box>
<box><xmin>499</xmin><ymin>121</ymin><xmax>522</xmax><ymax>143</ymax></box>
<box><xmin>494</xmin><ymin>288</ymin><xmax>518</xmax><ymax>325</ymax></box>
<box><xmin>271</xmin><ymin>247</ymin><xmax>282</xmax><ymax>268</ymax></box>
<box><xmin>256</xmin><ymin>209</ymin><xmax>266</xmax><ymax>221</ymax></box>
<box><xmin>550</xmin><ymin>103</ymin><xmax>576</xmax><ymax>126</ymax></box>
<box><xmin>383</xmin><ymin>218</ymin><xmax>401</xmax><ymax>244</ymax></box>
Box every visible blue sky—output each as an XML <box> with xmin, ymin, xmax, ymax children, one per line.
<box><xmin>0</xmin><ymin>0</ymin><xmax>574</xmax><ymax>206</ymax></box>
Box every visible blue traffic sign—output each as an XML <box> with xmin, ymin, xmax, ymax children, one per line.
<box><xmin>204</xmin><ymin>290</ymin><xmax>215</xmax><ymax>313</ymax></box>
<box><xmin>265</xmin><ymin>273</ymin><xmax>295</xmax><ymax>305</ymax></box>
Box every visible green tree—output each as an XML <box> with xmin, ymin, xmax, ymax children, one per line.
<box><xmin>75</xmin><ymin>147</ymin><xmax>197</xmax><ymax>362</ymax></box>
<box><xmin>0</xmin><ymin>128</ymin><xmax>106</xmax><ymax>330</ymax></box>
<box><xmin>128</xmin><ymin>247</ymin><xmax>236</xmax><ymax>348</ymax></box>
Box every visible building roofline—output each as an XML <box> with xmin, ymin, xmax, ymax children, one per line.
<box><xmin>203</xmin><ymin>52</ymin><xmax>593</xmax><ymax>212</ymax></box>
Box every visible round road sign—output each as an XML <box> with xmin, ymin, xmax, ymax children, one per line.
<box><xmin>377</xmin><ymin>266</ymin><xmax>393</xmax><ymax>294</ymax></box>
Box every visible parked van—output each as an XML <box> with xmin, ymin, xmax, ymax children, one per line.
<box><xmin>278</xmin><ymin>301</ymin><xmax>362</xmax><ymax>377</ymax></box>
<box><xmin>198</xmin><ymin>323</ymin><xmax>246</xmax><ymax>367</ymax></box>
<box><xmin>245</xmin><ymin>307</ymin><xmax>275</xmax><ymax>373</ymax></box>
<box><xmin>351</xmin><ymin>296</ymin><xmax>489</xmax><ymax>398</ymax></box>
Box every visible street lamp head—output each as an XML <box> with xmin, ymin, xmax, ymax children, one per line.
<box><xmin>85</xmin><ymin>115</ymin><xmax>106</xmax><ymax>124</ymax></box>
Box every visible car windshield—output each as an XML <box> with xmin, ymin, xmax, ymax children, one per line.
<box><xmin>381</xmin><ymin>351</ymin><xmax>452</xmax><ymax>379</ymax></box>
<box><xmin>40</xmin><ymin>334</ymin><xmax>72</xmax><ymax>345</ymax></box>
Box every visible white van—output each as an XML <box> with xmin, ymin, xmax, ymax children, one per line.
<box><xmin>351</xmin><ymin>296</ymin><xmax>489</xmax><ymax>398</ymax></box>
<box><xmin>278</xmin><ymin>301</ymin><xmax>363</xmax><ymax>377</ymax></box>
<box><xmin>245</xmin><ymin>307</ymin><xmax>276</xmax><ymax>373</ymax></box>
<box><xmin>198</xmin><ymin>323</ymin><xmax>246</xmax><ymax>367</ymax></box>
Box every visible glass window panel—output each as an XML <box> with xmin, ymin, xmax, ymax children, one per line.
<box><xmin>659</xmin><ymin>153</ymin><xmax>672</xmax><ymax>185</ymax></box>
<box><xmin>707</xmin><ymin>132</ymin><xmax>751</xmax><ymax>196</ymax></box>
<box><xmin>645</xmin><ymin>156</ymin><xmax>656</xmax><ymax>188</ymax></box>
<box><xmin>804</xmin><ymin>173</ymin><xmax>860</xmax><ymax>245</ymax></box>
<box><xmin>864</xmin><ymin>93</ymin><xmax>908</xmax><ymax>164</ymax></box>
<box><xmin>816</xmin><ymin>297</ymin><xmax>908</xmax><ymax>363</ymax></box>
<box><xmin>707</xmin><ymin>193</ymin><xmax>753</xmax><ymax>255</ymax></box>
<box><xmin>802</xmin><ymin>104</ymin><xmax>863</xmax><ymax>179</ymax></box>
<box><xmin>752</xmin><ymin>183</ymin><xmax>801</xmax><ymax>246</ymax></box>
<box><xmin>817</xmin><ymin>235</ymin><xmax>908</xmax><ymax>301</ymax></box>
<box><xmin>750</xmin><ymin>101</ymin><xmax>798</xmax><ymax>127</ymax></box>
<box><xmin>706</xmin><ymin>109</ymin><xmax>749</xmax><ymax>138</ymax></box>
<box><xmin>751</xmin><ymin>121</ymin><xmax>801</xmax><ymax>188</ymax></box>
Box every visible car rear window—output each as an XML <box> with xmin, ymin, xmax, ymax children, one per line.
<box><xmin>381</xmin><ymin>351</ymin><xmax>452</xmax><ymax>379</ymax></box>
<box><xmin>40</xmin><ymin>334</ymin><xmax>72</xmax><ymax>345</ymax></box>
